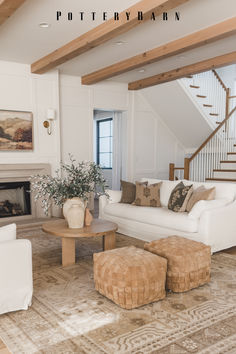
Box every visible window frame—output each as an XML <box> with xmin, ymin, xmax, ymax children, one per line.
<box><xmin>96</xmin><ymin>117</ymin><xmax>113</xmax><ymax>170</ymax></box>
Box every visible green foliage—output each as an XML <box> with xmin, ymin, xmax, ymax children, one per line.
<box><xmin>30</xmin><ymin>155</ymin><xmax>108</xmax><ymax>215</ymax></box>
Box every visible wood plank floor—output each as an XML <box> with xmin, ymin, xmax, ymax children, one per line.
<box><xmin>222</xmin><ymin>246</ymin><xmax>236</xmax><ymax>255</ymax></box>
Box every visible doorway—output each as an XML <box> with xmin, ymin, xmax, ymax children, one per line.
<box><xmin>93</xmin><ymin>109</ymin><xmax>127</xmax><ymax>190</ymax></box>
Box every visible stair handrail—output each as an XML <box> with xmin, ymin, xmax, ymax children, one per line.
<box><xmin>190</xmin><ymin>101</ymin><xmax>235</xmax><ymax>162</ymax></box>
<box><xmin>169</xmin><ymin>70</ymin><xmax>236</xmax><ymax>181</ymax></box>
<box><xmin>212</xmin><ymin>69</ymin><xmax>227</xmax><ymax>92</ymax></box>
<box><xmin>184</xmin><ymin>104</ymin><xmax>236</xmax><ymax>179</ymax></box>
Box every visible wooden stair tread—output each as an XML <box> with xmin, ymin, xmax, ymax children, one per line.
<box><xmin>196</xmin><ymin>95</ymin><xmax>207</xmax><ymax>98</ymax></box>
<box><xmin>227</xmin><ymin>152</ymin><xmax>236</xmax><ymax>155</ymax></box>
<box><xmin>185</xmin><ymin>75</ymin><xmax>193</xmax><ymax>78</ymax></box>
<box><xmin>209</xmin><ymin>113</ymin><xmax>219</xmax><ymax>116</ymax></box>
<box><xmin>190</xmin><ymin>85</ymin><xmax>200</xmax><ymax>89</ymax></box>
<box><xmin>229</xmin><ymin>95</ymin><xmax>236</xmax><ymax>99</ymax></box>
<box><xmin>206</xmin><ymin>178</ymin><xmax>236</xmax><ymax>182</ymax></box>
<box><xmin>203</xmin><ymin>104</ymin><xmax>213</xmax><ymax>107</ymax></box>
<box><xmin>220</xmin><ymin>160</ymin><xmax>236</xmax><ymax>163</ymax></box>
<box><xmin>213</xmin><ymin>169</ymin><xmax>236</xmax><ymax>172</ymax></box>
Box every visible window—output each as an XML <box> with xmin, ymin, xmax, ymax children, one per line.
<box><xmin>97</xmin><ymin>118</ymin><xmax>113</xmax><ymax>169</ymax></box>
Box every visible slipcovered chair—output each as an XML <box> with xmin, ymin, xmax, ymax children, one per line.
<box><xmin>0</xmin><ymin>223</ymin><xmax>33</xmax><ymax>315</ymax></box>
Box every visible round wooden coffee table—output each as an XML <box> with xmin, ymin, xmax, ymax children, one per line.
<box><xmin>42</xmin><ymin>219</ymin><xmax>118</xmax><ymax>267</ymax></box>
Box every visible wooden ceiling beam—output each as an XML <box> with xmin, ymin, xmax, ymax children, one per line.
<box><xmin>31</xmin><ymin>0</ymin><xmax>190</xmax><ymax>74</ymax></box>
<box><xmin>82</xmin><ymin>17</ymin><xmax>236</xmax><ymax>85</ymax></box>
<box><xmin>0</xmin><ymin>0</ymin><xmax>26</xmax><ymax>26</ymax></box>
<box><xmin>128</xmin><ymin>51</ymin><xmax>236</xmax><ymax>90</ymax></box>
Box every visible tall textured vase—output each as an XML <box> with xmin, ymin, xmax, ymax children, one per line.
<box><xmin>63</xmin><ymin>198</ymin><xmax>86</xmax><ymax>229</ymax></box>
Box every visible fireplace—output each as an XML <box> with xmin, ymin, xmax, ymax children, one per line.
<box><xmin>0</xmin><ymin>164</ymin><xmax>53</xmax><ymax>223</ymax></box>
<box><xmin>0</xmin><ymin>181</ymin><xmax>31</xmax><ymax>218</ymax></box>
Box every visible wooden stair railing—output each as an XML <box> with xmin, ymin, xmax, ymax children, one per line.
<box><xmin>184</xmin><ymin>104</ymin><xmax>236</xmax><ymax>180</ymax></box>
<box><xmin>169</xmin><ymin>70</ymin><xmax>236</xmax><ymax>181</ymax></box>
<box><xmin>170</xmin><ymin>104</ymin><xmax>236</xmax><ymax>180</ymax></box>
<box><xmin>169</xmin><ymin>164</ymin><xmax>184</xmax><ymax>181</ymax></box>
<box><xmin>212</xmin><ymin>69</ymin><xmax>227</xmax><ymax>92</ymax></box>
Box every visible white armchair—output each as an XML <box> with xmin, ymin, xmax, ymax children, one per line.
<box><xmin>0</xmin><ymin>224</ymin><xmax>33</xmax><ymax>315</ymax></box>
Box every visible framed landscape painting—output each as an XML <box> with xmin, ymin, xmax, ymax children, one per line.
<box><xmin>0</xmin><ymin>110</ymin><xmax>33</xmax><ymax>151</ymax></box>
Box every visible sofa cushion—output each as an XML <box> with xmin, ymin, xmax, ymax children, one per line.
<box><xmin>120</xmin><ymin>180</ymin><xmax>136</xmax><ymax>204</ymax></box>
<box><xmin>140</xmin><ymin>178</ymin><xmax>180</xmax><ymax>207</ymax></box>
<box><xmin>182</xmin><ymin>180</ymin><xmax>236</xmax><ymax>202</ymax></box>
<box><xmin>133</xmin><ymin>182</ymin><xmax>162</xmax><ymax>207</ymax></box>
<box><xmin>186</xmin><ymin>186</ymin><xmax>215</xmax><ymax>212</ymax></box>
<box><xmin>188</xmin><ymin>199</ymin><xmax>230</xmax><ymax>219</ymax></box>
<box><xmin>168</xmin><ymin>182</ymin><xmax>193</xmax><ymax>212</ymax></box>
<box><xmin>104</xmin><ymin>203</ymin><xmax>198</xmax><ymax>233</ymax></box>
<box><xmin>141</xmin><ymin>179</ymin><xmax>236</xmax><ymax>205</ymax></box>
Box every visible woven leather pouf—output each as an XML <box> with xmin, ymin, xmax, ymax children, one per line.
<box><xmin>93</xmin><ymin>246</ymin><xmax>167</xmax><ymax>309</ymax></box>
<box><xmin>144</xmin><ymin>236</ymin><xmax>211</xmax><ymax>293</ymax></box>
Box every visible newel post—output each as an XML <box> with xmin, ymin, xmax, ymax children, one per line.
<box><xmin>184</xmin><ymin>158</ymin><xmax>190</xmax><ymax>180</ymax></box>
<box><xmin>169</xmin><ymin>163</ymin><xmax>175</xmax><ymax>181</ymax></box>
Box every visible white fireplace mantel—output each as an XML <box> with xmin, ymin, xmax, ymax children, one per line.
<box><xmin>0</xmin><ymin>163</ymin><xmax>51</xmax><ymax>221</ymax></box>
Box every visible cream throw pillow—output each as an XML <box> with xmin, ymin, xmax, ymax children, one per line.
<box><xmin>186</xmin><ymin>186</ymin><xmax>215</xmax><ymax>212</ymax></box>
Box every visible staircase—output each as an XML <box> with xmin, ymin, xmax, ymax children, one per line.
<box><xmin>180</xmin><ymin>70</ymin><xmax>228</xmax><ymax>130</ymax></box>
<box><xmin>209</xmin><ymin>149</ymin><xmax>236</xmax><ymax>182</ymax></box>
<box><xmin>169</xmin><ymin>70</ymin><xmax>236</xmax><ymax>183</ymax></box>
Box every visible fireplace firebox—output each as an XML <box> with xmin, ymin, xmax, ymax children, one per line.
<box><xmin>0</xmin><ymin>181</ymin><xmax>31</xmax><ymax>218</ymax></box>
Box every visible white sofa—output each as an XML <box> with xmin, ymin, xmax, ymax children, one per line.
<box><xmin>0</xmin><ymin>224</ymin><xmax>33</xmax><ymax>315</ymax></box>
<box><xmin>99</xmin><ymin>179</ymin><xmax>236</xmax><ymax>253</ymax></box>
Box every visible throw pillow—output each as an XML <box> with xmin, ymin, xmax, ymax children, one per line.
<box><xmin>168</xmin><ymin>182</ymin><xmax>193</xmax><ymax>212</ymax></box>
<box><xmin>186</xmin><ymin>186</ymin><xmax>216</xmax><ymax>212</ymax></box>
<box><xmin>133</xmin><ymin>182</ymin><xmax>162</xmax><ymax>207</ymax></box>
<box><xmin>120</xmin><ymin>180</ymin><xmax>136</xmax><ymax>204</ymax></box>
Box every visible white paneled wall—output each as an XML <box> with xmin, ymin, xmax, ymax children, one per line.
<box><xmin>60</xmin><ymin>75</ymin><xmax>186</xmax><ymax>182</ymax></box>
<box><xmin>0</xmin><ymin>61</ymin><xmax>61</xmax><ymax>172</ymax></box>
<box><xmin>0</xmin><ymin>61</ymin><xmax>186</xmax><ymax>184</ymax></box>
<box><xmin>131</xmin><ymin>93</ymin><xmax>185</xmax><ymax>181</ymax></box>
<box><xmin>59</xmin><ymin>75</ymin><xmax>92</xmax><ymax>163</ymax></box>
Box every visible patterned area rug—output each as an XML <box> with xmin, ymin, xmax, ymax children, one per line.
<box><xmin>0</xmin><ymin>230</ymin><xmax>236</xmax><ymax>354</ymax></box>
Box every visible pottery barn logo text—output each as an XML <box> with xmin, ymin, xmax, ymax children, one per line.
<box><xmin>56</xmin><ymin>11</ymin><xmax>181</xmax><ymax>21</ymax></box>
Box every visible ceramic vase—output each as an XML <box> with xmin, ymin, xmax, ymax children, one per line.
<box><xmin>63</xmin><ymin>198</ymin><xmax>84</xmax><ymax>218</ymax></box>
<box><xmin>63</xmin><ymin>198</ymin><xmax>86</xmax><ymax>229</ymax></box>
<box><xmin>67</xmin><ymin>204</ymin><xmax>85</xmax><ymax>229</ymax></box>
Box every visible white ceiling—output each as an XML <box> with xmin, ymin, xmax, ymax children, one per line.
<box><xmin>0</xmin><ymin>0</ymin><xmax>236</xmax><ymax>83</ymax></box>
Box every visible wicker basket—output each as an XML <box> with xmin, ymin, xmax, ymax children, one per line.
<box><xmin>144</xmin><ymin>236</ymin><xmax>211</xmax><ymax>293</ymax></box>
<box><xmin>93</xmin><ymin>246</ymin><xmax>167</xmax><ymax>309</ymax></box>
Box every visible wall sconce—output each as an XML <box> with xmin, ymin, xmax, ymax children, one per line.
<box><xmin>43</xmin><ymin>109</ymin><xmax>56</xmax><ymax>135</ymax></box>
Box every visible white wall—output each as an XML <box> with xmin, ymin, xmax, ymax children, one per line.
<box><xmin>60</xmin><ymin>75</ymin><xmax>129</xmax><ymax>163</ymax></box>
<box><xmin>129</xmin><ymin>93</ymin><xmax>186</xmax><ymax>181</ymax></box>
<box><xmin>216</xmin><ymin>65</ymin><xmax>236</xmax><ymax>93</ymax></box>
<box><xmin>141</xmin><ymin>81</ymin><xmax>213</xmax><ymax>152</ymax></box>
<box><xmin>0</xmin><ymin>62</ymin><xmax>187</xmax><ymax>183</ymax></box>
<box><xmin>0</xmin><ymin>61</ymin><xmax>61</xmax><ymax>172</ymax></box>
<box><xmin>60</xmin><ymin>75</ymin><xmax>186</xmax><ymax>182</ymax></box>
